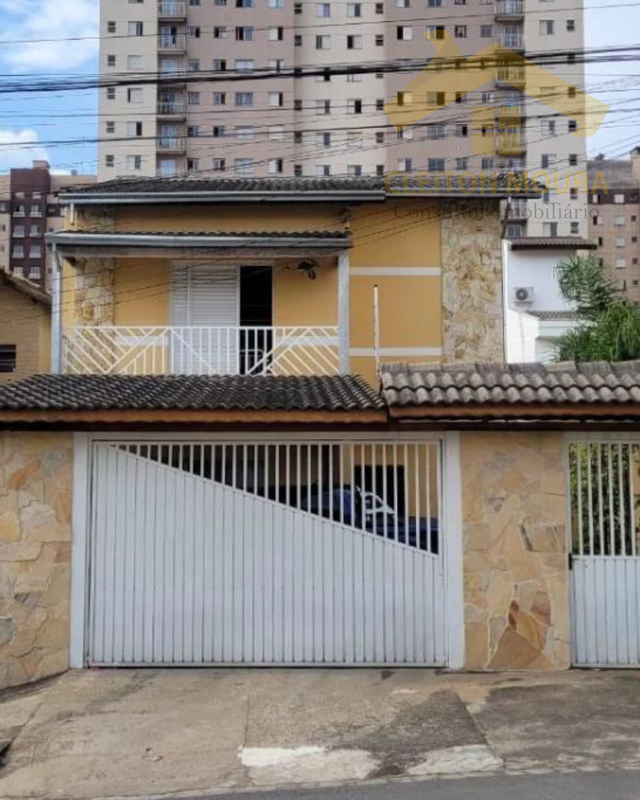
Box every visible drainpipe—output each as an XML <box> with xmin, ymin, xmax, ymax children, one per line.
<box><xmin>338</xmin><ymin>251</ymin><xmax>350</xmax><ymax>374</ymax></box>
<box><xmin>373</xmin><ymin>284</ymin><xmax>381</xmax><ymax>379</ymax></box>
<box><xmin>500</xmin><ymin>198</ymin><xmax>512</xmax><ymax>363</ymax></box>
<box><xmin>50</xmin><ymin>246</ymin><xmax>62</xmax><ymax>373</ymax></box>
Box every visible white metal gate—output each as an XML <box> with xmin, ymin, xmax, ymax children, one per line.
<box><xmin>87</xmin><ymin>438</ymin><xmax>447</xmax><ymax>666</ymax></box>
<box><xmin>568</xmin><ymin>440</ymin><xmax>640</xmax><ymax>666</ymax></box>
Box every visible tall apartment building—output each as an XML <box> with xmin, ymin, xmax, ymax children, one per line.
<box><xmin>588</xmin><ymin>151</ymin><xmax>640</xmax><ymax>303</ymax></box>
<box><xmin>98</xmin><ymin>0</ymin><xmax>587</xmax><ymax>236</ymax></box>
<box><xmin>0</xmin><ymin>161</ymin><xmax>95</xmax><ymax>289</ymax></box>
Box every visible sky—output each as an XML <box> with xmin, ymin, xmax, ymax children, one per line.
<box><xmin>0</xmin><ymin>0</ymin><xmax>637</xmax><ymax>175</ymax></box>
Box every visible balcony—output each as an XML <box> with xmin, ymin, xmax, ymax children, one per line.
<box><xmin>496</xmin><ymin>65</ymin><xmax>526</xmax><ymax>87</ymax></box>
<box><xmin>498</xmin><ymin>103</ymin><xmax>523</xmax><ymax>120</ymax></box>
<box><xmin>495</xmin><ymin>0</ymin><xmax>524</xmax><ymax>20</ymax></box>
<box><xmin>158</xmin><ymin>1</ymin><xmax>187</xmax><ymax>18</ymax></box>
<box><xmin>497</xmin><ymin>32</ymin><xmax>524</xmax><ymax>50</ymax></box>
<box><xmin>157</xmin><ymin>135</ymin><xmax>187</xmax><ymax>153</ymax></box>
<box><xmin>158</xmin><ymin>34</ymin><xmax>186</xmax><ymax>52</ymax></box>
<box><xmin>157</xmin><ymin>99</ymin><xmax>186</xmax><ymax>117</ymax></box>
<box><xmin>498</xmin><ymin>131</ymin><xmax>526</xmax><ymax>155</ymax></box>
<box><xmin>61</xmin><ymin>326</ymin><xmax>341</xmax><ymax>377</ymax></box>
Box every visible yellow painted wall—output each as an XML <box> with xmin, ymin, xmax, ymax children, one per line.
<box><xmin>113</xmin><ymin>259</ymin><xmax>171</xmax><ymax>326</ymax></box>
<box><xmin>273</xmin><ymin>257</ymin><xmax>337</xmax><ymax>326</ymax></box>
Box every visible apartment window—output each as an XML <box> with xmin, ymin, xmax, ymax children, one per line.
<box><xmin>541</xmin><ymin>154</ymin><xmax>555</xmax><ymax>168</ymax></box>
<box><xmin>236</xmin><ymin>126</ymin><xmax>255</xmax><ymax>141</ymax></box>
<box><xmin>455</xmin><ymin>124</ymin><xmax>468</xmax><ymax>137</ymax></box>
<box><xmin>616</xmin><ymin>237</ymin><xmax>626</xmax><ymax>247</ymax></box>
<box><xmin>213</xmin><ymin>59</ymin><xmax>227</xmax><ymax>71</ymax></box>
<box><xmin>106</xmin><ymin>121</ymin><xmax>115</xmax><ymax>134</ymax></box>
<box><xmin>269</xmin><ymin>27</ymin><xmax>284</xmax><ymax>40</ymax></box>
<box><xmin>0</xmin><ymin>346</ymin><xmax>16</xmax><ymax>374</ymax></box>
<box><xmin>213</xmin><ymin>126</ymin><xmax>226</xmax><ymax>138</ymax></box>
<box><xmin>347</xmin><ymin>99</ymin><xmax>363</xmax><ymax>114</ymax></box>
<box><xmin>428</xmin><ymin>158</ymin><xmax>445</xmax><ymax>172</ymax></box>
<box><xmin>427</xmin><ymin>124</ymin><xmax>445</xmax><ymax>139</ymax></box>
<box><xmin>214</xmin><ymin>26</ymin><xmax>227</xmax><ymax>38</ymax></box>
<box><xmin>347</xmin><ymin>35</ymin><xmax>362</xmax><ymax>49</ymax></box>
<box><xmin>481</xmin><ymin>25</ymin><xmax>493</xmax><ymax>37</ymax></box>
<box><xmin>375</xmin><ymin>99</ymin><xmax>384</xmax><ymax>110</ymax></box>
<box><xmin>316</xmin><ymin>99</ymin><xmax>331</xmax><ymax>114</ymax></box>
<box><xmin>294</xmin><ymin>34</ymin><xmax>302</xmax><ymax>46</ymax></box>
<box><xmin>568</xmin><ymin>154</ymin><xmax>578</xmax><ymax>166</ymax></box>
<box><xmin>128</xmin><ymin>22</ymin><xmax>144</xmax><ymax>36</ymax></box>
<box><xmin>482</xmin><ymin>158</ymin><xmax>494</xmax><ymax>170</ymax></box>
<box><xmin>455</xmin><ymin>92</ymin><xmax>465</xmax><ymax>104</ymax></box>
<box><xmin>269</xmin><ymin>126</ymin><xmax>285</xmax><ymax>141</ymax></box>
<box><xmin>376</xmin><ymin>165</ymin><xmax>384</xmax><ymax>176</ymax></box>
<box><xmin>235</xmin><ymin>59</ymin><xmax>255</xmax><ymax>71</ymax></box>
<box><xmin>375</xmin><ymin>34</ymin><xmax>385</xmax><ymax>46</ymax></box>
<box><xmin>568</xmin><ymin>86</ymin><xmax>576</xmax><ymax>98</ymax></box>
<box><xmin>397</xmin><ymin>158</ymin><xmax>413</xmax><ymax>172</ymax></box>
<box><xmin>294</xmin><ymin>165</ymin><xmax>303</xmax><ymax>176</ymax></box>
<box><xmin>316</xmin><ymin>35</ymin><xmax>331</xmax><ymax>49</ymax></box>
<box><xmin>127</xmin><ymin>55</ymin><xmax>143</xmax><ymax>70</ymax></box>
<box><xmin>543</xmin><ymin>222</ymin><xmax>558</xmax><ymax>236</ymax></box>
<box><xmin>397</xmin><ymin>0</ymin><xmax>410</xmax><ymax>6</ymax></box>
<box><xmin>13</xmin><ymin>225</ymin><xmax>25</xmax><ymax>238</ymax></box>
<box><xmin>269</xmin><ymin>159</ymin><xmax>284</xmax><ymax>174</ymax></box>
<box><xmin>316</xmin><ymin>132</ymin><xmax>331</xmax><ymax>148</ymax></box>
<box><xmin>294</xmin><ymin>99</ymin><xmax>303</xmax><ymax>110</ymax></box>
<box><xmin>397</xmin><ymin>26</ymin><xmax>413</xmax><ymax>40</ymax></box>
<box><xmin>539</xmin><ymin>20</ymin><xmax>554</xmax><ymax>35</ymax></box>
<box><xmin>376</xmin><ymin>2</ymin><xmax>384</xmax><ymax>11</ymax></box>
<box><xmin>213</xmin><ymin>92</ymin><xmax>226</xmax><ymax>105</ymax></box>
<box><xmin>397</xmin><ymin>91</ymin><xmax>412</xmax><ymax>106</ymax></box>
<box><xmin>269</xmin><ymin>0</ymin><xmax>284</xmax><ymax>7</ymax></box>
<box><xmin>235</xmin><ymin>26</ymin><xmax>255</xmax><ymax>40</ymax></box>
<box><xmin>235</xmin><ymin>92</ymin><xmax>254</xmax><ymax>106</ymax></box>
<box><xmin>106</xmin><ymin>87</ymin><xmax>116</xmax><ymax>100</ymax></box>
<box><xmin>188</xmin><ymin>59</ymin><xmax>200</xmax><ymax>71</ymax></box>
<box><xmin>235</xmin><ymin>158</ymin><xmax>255</xmax><ymax>175</ymax></box>
<box><xmin>427</xmin><ymin>0</ymin><xmax>442</xmax><ymax>6</ymax></box>
<box><xmin>126</xmin><ymin>155</ymin><xmax>143</xmax><ymax>171</ymax></box>
<box><xmin>397</xmin><ymin>127</ymin><xmax>412</xmax><ymax>141</ymax></box>
<box><xmin>427</xmin><ymin>91</ymin><xmax>445</xmax><ymax>106</ymax></box>
<box><xmin>213</xmin><ymin>159</ymin><xmax>226</xmax><ymax>172</ymax></box>
<box><xmin>30</xmin><ymin>205</ymin><xmax>42</xmax><ymax>218</ymax></box>
<box><xmin>12</xmin><ymin>245</ymin><xmax>24</xmax><ymax>258</ymax></box>
<box><xmin>427</xmin><ymin>26</ymin><xmax>445</xmax><ymax>39</ymax></box>
<box><xmin>316</xmin><ymin>164</ymin><xmax>331</xmax><ymax>177</ymax></box>
<box><xmin>567</xmin><ymin>19</ymin><xmax>576</xmax><ymax>31</ymax></box>
<box><xmin>187</xmin><ymin>26</ymin><xmax>201</xmax><ymax>38</ymax></box>
<box><xmin>347</xmin><ymin>69</ymin><xmax>363</xmax><ymax>82</ymax></box>
<box><xmin>187</xmin><ymin>126</ymin><xmax>200</xmax><ymax>138</ymax></box>
<box><xmin>540</xmin><ymin>119</ymin><xmax>556</xmax><ymax>137</ymax></box>
<box><xmin>189</xmin><ymin>0</ymin><xmax>201</xmax><ymax>4</ymax></box>
<box><xmin>188</xmin><ymin>91</ymin><xmax>200</xmax><ymax>105</ymax></box>
<box><xmin>570</xmin><ymin>222</ymin><xmax>580</xmax><ymax>235</ymax></box>
<box><xmin>375</xmin><ymin>131</ymin><xmax>385</xmax><ymax>144</ymax></box>
<box><xmin>348</xmin><ymin>165</ymin><xmax>363</xmax><ymax>177</ymax></box>
<box><xmin>236</xmin><ymin>0</ymin><xmax>254</xmax><ymax>6</ymax></box>
<box><xmin>13</xmin><ymin>204</ymin><xmax>25</xmax><ymax>217</ymax></box>
<box><xmin>614</xmin><ymin>193</ymin><xmax>625</xmax><ymax>203</ymax></box>
<box><xmin>568</xmin><ymin>120</ymin><xmax>577</xmax><ymax>133</ymax></box>
<box><xmin>294</xmin><ymin>131</ymin><xmax>303</xmax><ymax>143</ymax></box>
<box><xmin>456</xmin><ymin>158</ymin><xmax>468</xmax><ymax>171</ymax></box>
<box><xmin>454</xmin><ymin>25</ymin><xmax>467</xmax><ymax>38</ymax></box>
<box><xmin>348</xmin><ymin>3</ymin><xmax>362</xmax><ymax>15</ymax></box>
<box><xmin>269</xmin><ymin>59</ymin><xmax>284</xmax><ymax>72</ymax></box>
<box><xmin>29</xmin><ymin>224</ymin><xmax>40</xmax><ymax>237</ymax></box>
<box><xmin>268</xmin><ymin>92</ymin><xmax>284</xmax><ymax>107</ymax></box>
<box><xmin>107</xmin><ymin>21</ymin><xmax>116</xmax><ymax>33</ymax></box>
<box><xmin>107</xmin><ymin>55</ymin><xmax>116</xmax><ymax>67</ymax></box>
<box><xmin>214</xmin><ymin>0</ymin><xmax>227</xmax><ymax>5</ymax></box>
<box><xmin>570</xmin><ymin>188</ymin><xmax>578</xmax><ymax>200</ymax></box>
<box><xmin>615</xmin><ymin>258</ymin><xmax>627</xmax><ymax>269</ymax></box>
<box><xmin>127</xmin><ymin>121</ymin><xmax>143</xmax><ymax>137</ymax></box>
<box><xmin>127</xmin><ymin>88</ymin><xmax>143</xmax><ymax>104</ymax></box>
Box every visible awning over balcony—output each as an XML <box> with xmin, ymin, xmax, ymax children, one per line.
<box><xmin>47</xmin><ymin>229</ymin><xmax>351</xmax><ymax>258</ymax></box>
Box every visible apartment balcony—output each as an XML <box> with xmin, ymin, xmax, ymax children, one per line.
<box><xmin>496</xmin><ymin>65</ymin><xmax>526</xmax><ymax>87</ymax></box>
<box><xmin>495</xmin><ymin>0</ymin><xmax>524</xmax><ymax>20</ymax></box>
<box><xmin>498</xmin><ymin>103</ymin><xmax>523</xmax><ymax>120</ymax></box>
<box><xmin>502</xmin><ymin>199</ymin><xmax>528</xmax><ymax>220</ymax></box>
<box><xmin>158</xmin><ymin>1</ymin><xmax>187</xmax><ymax>18</ymax></box>
<box><xmin>157</xmin><ymin>99</ymin><xmax>187</xmax><ymax>118</ymax></box>
<box><xmin>157</xmin><ymin>136</ymin><xmax>187</xmax><ymax>153</ymax></box>
<box><xmin>61</xmin><ymin>326</ymin><xmax>341</xmax><ymax>377</ymax></box>
<box><xmin>498</xmin><ymin>131</ymin><xmax>526</xmax><ymax>155</ymax></box>
<box><xmin>497</xmin><ymin>32</ymin><xmax>524</xmax><ymax>50</ymax></box>
<box><xmin>158</xmin><ymin>34</ymin><xmax>186</xmax><ymax>52</ymax></box>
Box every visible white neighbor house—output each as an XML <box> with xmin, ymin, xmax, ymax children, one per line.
<box><xmin>505</xmin><ymin>237</ymin><xmax>597</xmax><ymax>362</ymax></box>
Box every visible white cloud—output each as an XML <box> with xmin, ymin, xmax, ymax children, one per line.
<box><xmin>0</xmin><ymin>0</ymin><xmax>98</xmax><ymax>71</ymax></box>
<box><xmin>0</xmin><ymin>129</ymin><xmax>49</xmax><ymax>171</ymax></box>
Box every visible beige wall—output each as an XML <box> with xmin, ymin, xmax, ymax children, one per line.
<box><xmin>0</xmin><ymin>432</ymin><xmax>73</xmax><ymax>690</ymax></box>
<box><xmin>461</xmin><ymin>431</ymin><xmax>570</xmax><ymax>670</ymax></box>
<box><xmin>0</xmin><ymin>285</ymin><xmax>50</xmax><ymax>383</ymax></box>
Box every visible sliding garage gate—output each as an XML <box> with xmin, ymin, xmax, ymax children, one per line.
<box><xmin>86</xmin><ymin>438</ymin><xmax>447</xmax><ymax>666</ymax></box>
<box><xmin>569</xmin><ymin>439</ymin><xmax>640</xmax><ymax>667</ymax></box>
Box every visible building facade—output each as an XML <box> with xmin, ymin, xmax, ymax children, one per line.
<box><xmin>97</xmin><ymin>0</ymin><xmax>588</xmax><ymax>237</ymax></box>
<box><xmin>588</xmin><ymin>151</ymin><xmax>640</xmax><ymax>302</ymax></box>
<box><xmin>0</xmin><ymin>161</ymin><xmax>95</xmax><ymax>290</ymax></box>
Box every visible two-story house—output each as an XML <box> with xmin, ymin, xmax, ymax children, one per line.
<box><xmin>1</xmin><ymin>176</ymin><xmax>640</xmax><ymax>689</ymax></box>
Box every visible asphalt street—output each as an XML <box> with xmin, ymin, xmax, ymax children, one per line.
<box><xmin>188</xmin><ymin>771</ymin><xmax>640</xmax><ymax>800</ymax></box>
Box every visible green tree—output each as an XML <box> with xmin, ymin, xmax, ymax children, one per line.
<box><xmin>554</xmin><ymin>255</ymin><xmax>640</xmax><ymax>361</ymax></box>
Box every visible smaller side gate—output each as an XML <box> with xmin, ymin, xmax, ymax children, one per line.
<box><xmin>568</xmin><ymin>439</ymin><xmax>640</xmax><ymax>666</ymax></box>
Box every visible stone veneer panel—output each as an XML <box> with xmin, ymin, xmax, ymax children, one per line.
<box><xmin>461</xmin><ymin>432</ymin><xmax>570</xmax><ymax>670</ymax></box>
<box><xmin>0</xmin><ymin>432</ymin><xmax>73</xmax><ymax>689</ymax></box>
<box><xmin>441</xmin><ymin>200</ymin><xmax>504</xmax><ymax>363</ymax></box>
<box><xmin>73</xmin><ymin>258</ymin><xmax>115</xmax><ymax>326</ymax></box>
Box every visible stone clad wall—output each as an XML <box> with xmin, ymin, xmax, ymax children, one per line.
<box><xmin>0</xmin><ymin>432</ymin><xmax>73</xmax><ymax>689</ymax></box>
<box><xmin>461</xmin><ymin>432</ymin><xmax>570</xmax><ymax>670</ymax></box>
<box><xmin>441</xmin><ymin>200</ymin><xmax>504</xmax><ymax>363</ymax></box>
<box><xmin>72</xmin><ymin>258</ymin><xmax>115</xmax><ymax>326</ymax></box>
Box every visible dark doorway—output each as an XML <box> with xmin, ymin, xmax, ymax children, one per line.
<box><xmin>239</xmin><ymin>266</ymin><xmax>273</xmax><ymax>374</ymax></box>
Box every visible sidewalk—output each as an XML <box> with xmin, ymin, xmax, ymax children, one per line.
<box><xmin>0</xmin><ymin>668</ymin><xmax>639</xmax><ymax>800</ymax></box>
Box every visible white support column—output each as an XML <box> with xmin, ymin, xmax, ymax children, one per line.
<box><xmin>443</xmin><ymin>431</ymin><xmax>465</xmax><ymax>669</ymax></box>
<box><xmin>50</xmin><ymin>246</ymin><xmax>63</xmax><ymax>373</ymax></box>
<box><xmin>338</xmin><ymin>251</ymin><xmax>350</xmax><ymax>374</ymax></box>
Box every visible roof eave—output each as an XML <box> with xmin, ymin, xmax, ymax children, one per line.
<box><xmin>46</xmin><ymin>232</ymin><xmax>351</xmax><ymax>249</ymax></box>
<box><xmin>58</xmin><ymin>190</ymin><xmax>386</xmax><ymax>205</ymax></box>
<box><xmin>388</xmin><ymin>403</ymin><xmax>640</xmax><ymax>420</ymax></box>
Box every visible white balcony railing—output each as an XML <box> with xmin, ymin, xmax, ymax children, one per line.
<box><xmin>158</xmin><ymin>1</ymin><xmax>187</xmax><ymax>15</ymax></box>
<box><xmin>62</xmin><ymin>326</ymin><xmax>341</xmax><ymax>377</ymax></box>
<box><xmin>158</xmin><ymin>100</ymin><xmax>186</xmax><ymax>115</ymax></box>
<box><xmin>495</xmin><ymin>0</ymin><xmax>524</xmax><ymax>15</ymax></box>
<box><xmin>497</xmin><ymin>33</ymin><xmax>524</xmax><ymax>48</ymax></box>
<box><xmin>158</xmin><ymin>34</ymin><xmax>186</xmax><ymax>51</ymax></box>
